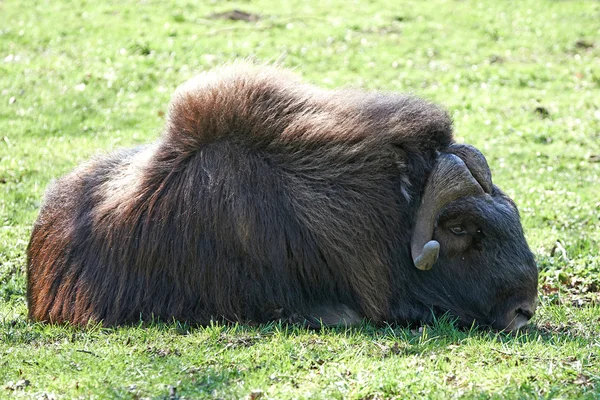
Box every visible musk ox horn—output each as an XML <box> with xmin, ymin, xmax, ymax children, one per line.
<box><xmin>447</xmin><ymin>143</ymin><xmax>493</xmax><ymax>194</ymax></box>
<box><xmin>411</xmin><ymin>151</ymin><xmax>487</xmax><ymax>270</ymax></box>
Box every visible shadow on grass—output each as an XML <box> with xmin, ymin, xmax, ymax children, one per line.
<box><xmin>2</xmin><ymin>307</ymin><xmax>594</xmax><ymax>348</ymax></box>
<box><xmin>2</xmin><ymin>310</ymin><xmax>598</xmax><ymax>398</ymax></box>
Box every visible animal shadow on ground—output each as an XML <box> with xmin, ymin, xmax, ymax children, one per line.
<box><xmin>161</xmin><ymin>319</ymin><xmax>596</xmax><ymax>397</ymax></box>
<box><xmin>2</xmin><ymin>313</ymin><xmax>596</xmax><ymax>397</ymax></box>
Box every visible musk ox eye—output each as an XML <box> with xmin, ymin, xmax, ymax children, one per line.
<box><xmin>449</xmin><ymin>225</ymin><xmax>467</xmax><ymax>235</ymax></box>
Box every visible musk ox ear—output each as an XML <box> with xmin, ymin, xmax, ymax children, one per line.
<box><xmin>411</xmin><ymin>145</ymin><xmax>493</xmax><ymax>270</ymax></box>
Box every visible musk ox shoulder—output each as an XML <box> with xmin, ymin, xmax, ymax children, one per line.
<box><xmin>27</xmin><ymin>63</ymin><xmax>538</xmax><ymax>331</ymax></box>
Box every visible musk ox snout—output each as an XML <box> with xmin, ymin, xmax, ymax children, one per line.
<box><xmin>26</xmin><ymin>62</ymin><xmax>538</xmax><ymax>329</ymax></box>
<box><xmin>492</xmin><ymin>296</ymin><xmax>538</xmax><ymax>332</ymax></box>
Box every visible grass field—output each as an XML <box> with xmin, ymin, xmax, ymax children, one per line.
<box><xmin>1</xmin><ymin>0</ymin><xmax>600</xmax><ymax>398</ymax></box>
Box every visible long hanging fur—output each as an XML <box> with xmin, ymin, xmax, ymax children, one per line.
<box><xmin>27</xmin><ymin>63</ymin><xmax>456</xmax><ymax>326</ymax></box>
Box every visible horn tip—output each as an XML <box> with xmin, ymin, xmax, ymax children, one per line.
<box><xmin>414</xmin><ymin>240</ymin><xmax>440</xmax><ymax>271</ymax></box>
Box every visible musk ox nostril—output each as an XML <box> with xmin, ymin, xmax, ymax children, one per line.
<box><xmin>516</xmin><ymin>307</ymin><xmax>534</xmax><ymax>320</ymax></box>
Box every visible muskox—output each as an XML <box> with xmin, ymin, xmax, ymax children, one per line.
<box><xmin>27</xmin><ymin>63</ymin><xmax>538</xmax><ymax>331</ymax></box>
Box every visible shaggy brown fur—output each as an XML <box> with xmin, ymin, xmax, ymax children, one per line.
<box><xmin>27</xmin><ymin>63</ymin><xmax>537</xmax><ymax>328</ymax></box>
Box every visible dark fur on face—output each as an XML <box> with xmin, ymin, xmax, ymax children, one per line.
<box><xmin>400</xmin><ymin>186</ymin><xmax>538</xmax><ymax>329</ymax></box>
<box><xmin>27</xmin><ymin>63</ymin><xmax>538</xmax><ymax>329</ymax></box>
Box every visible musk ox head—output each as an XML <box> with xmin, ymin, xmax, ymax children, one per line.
<box><xmin>407</xmin><ymin>144</ymin><xmax>538</xmax><ymax>331</ymax></box>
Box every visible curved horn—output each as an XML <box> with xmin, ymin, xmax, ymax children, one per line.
<box><xmin>411</xmin><ymin>153</ymin><xmax>485</xmax><ymax>270</ymax></box>
<box><xmin>447</xmin><ymin>144</ymin><xmax>493</xmax><ymax>194</ymax></box>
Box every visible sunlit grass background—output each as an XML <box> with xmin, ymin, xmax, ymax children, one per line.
<box><xmin>1</xmin><ymin>0</ymin><xmax>599</xmax><ymax>398</ymax></box>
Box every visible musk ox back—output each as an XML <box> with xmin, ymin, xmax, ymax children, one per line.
<box><xmin>27</xmin><ymin>63</ymin><xmax>538</xmax><ymax>330</ymax></box>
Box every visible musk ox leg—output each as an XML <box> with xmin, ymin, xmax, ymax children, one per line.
<box><xmin>295</xmin><ymin>304</ymin><xmax>362</xmax><ymax>328</ymax></box>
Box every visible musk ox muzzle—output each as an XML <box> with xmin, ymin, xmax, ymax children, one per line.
<box><xmin>26</xmin><ymin>63</ymin><xmax>539</xmax><ymax>331</ymax></box>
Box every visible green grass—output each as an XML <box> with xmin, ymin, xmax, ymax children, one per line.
<box><xmin>1</xmin><ymin>0</ymin><xmax>599</xmax><ymax>398</ymax></box>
